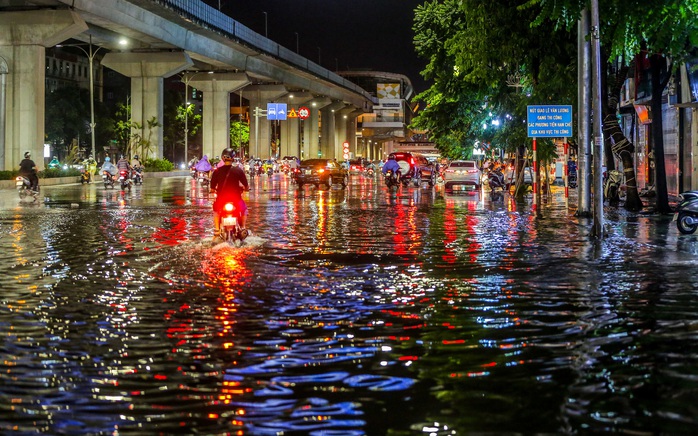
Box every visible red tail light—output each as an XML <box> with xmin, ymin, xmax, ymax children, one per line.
<box><xmin>224</xmin><ymin>203</ymin><xmax>234</xmax><ymax>212</ymax></box>
<box><xmin>410</xmin><ymin>158</ymin><xmax>415</xmax><ymax>165</ymax></box>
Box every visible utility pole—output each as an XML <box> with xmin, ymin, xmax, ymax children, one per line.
<box><xmin>590</xmin><ymin>0</ymin><xmax>604</xmax><ymax>239</ymax></box>
<box><xmin>577</xmin><ymin>9</ymin><xmax>592</xmax><ymax>217</ymax></box>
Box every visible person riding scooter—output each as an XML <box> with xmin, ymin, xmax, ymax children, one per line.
<box><xmin>382</xmin><ymin>154</ymin><xmax>402</xmax><ymax>182</ymax></box>
<box><xmin>19</xmin><ymin>151</ymin><xmax>39</xmax><ymax>192</ymax></box>
<box><xmin>210</xmin><ymin>148</ymin><xmax>249</xmax><ymax>239</ymax></box>
<box><xmin>101</xmin><ymin>157</ymin><xmax>118</xmax><ymax>182</ymax></box>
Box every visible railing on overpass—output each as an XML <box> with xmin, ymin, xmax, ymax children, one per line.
<box><xmin>151</xmin><ymin>0</ymin><xmax>376</xmax><ymax>105</ymax></box>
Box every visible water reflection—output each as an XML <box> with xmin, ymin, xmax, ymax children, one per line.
<box><xmin>0</xmin><ymin>180</ymin><xmax>697</xmax><ymax>434</ymax></box>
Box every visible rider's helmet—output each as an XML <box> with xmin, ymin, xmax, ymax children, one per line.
<box><xmin>221</xmin><ymin>148</ymin><xmax>235</xmax><ymax>161</ymax></box>
<box><xmin>133</xmin><ymin>155</ymin><xmax>139</xmax><ymax>160</ymax></box>
<box><xmin>105</xmin><ymin>157</ymin><xmax>111</xmax><ymax>162</ymax></box>
<box><xmin>24</xmin><ymin>151</ymin><xmax>31</xmax><ymax>158</ymax></box>
<box><xmin>388</xmin><ymin>153</ymin><xmax>396</xmax><ymax>160</ymax></box>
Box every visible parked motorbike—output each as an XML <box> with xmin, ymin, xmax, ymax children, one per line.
<box><xmin>604</xmin><ymin>169</ymin><xmax>622</xmax><ymax>202</ymax></box>
<box><xmin>118</xmin><ymin>170</ymin><xmax>131</xmax><ymax>190</ymax></box>
<box><xmin>568</xmin><ymin>169</ymin><xmax>578</xmax><ymax>189</ymax></box>
<box><xmin>384</xmin><ymin>170</ymin><xmax>400</xmax><ymax>192</ymax></box>
<box><xmin>488</xmin><ymin>168</ymin><xmax>506</xmax><ymax>201</ymax></box>
<box><xmin>220</xmin><ymin>202</ymin><xmax>249</xmax><ymax>246</ymax></box>
<box><xmin>102</xmin><ymin>171</ymin><xmax>115</xmax><ymax>189</ymax></box>
<box><xmin>132</xmin><ymin>167</ymin><xmax>143</xmax><ymax>185</ymax></box>
<box><xmin>16</xmin><ymin>175</ymin><xmax>38</xmax><ymax>200</ymax></box>
<box><xmin>673</xmin><ymin>190</ymin><xmax>698</xmax><ymax>234</ymax></box>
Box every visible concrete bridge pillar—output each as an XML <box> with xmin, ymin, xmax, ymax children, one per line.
<box><xmin>279</xmin><ymin>92</ymin><xmax>312</xmax><ymax>159</ymax></box>
<box><xmin>186</xmin><ymin>72</ymin><xmax>249</xmax><ymax>159</ymax></box>
<box><xmin>0</xmin><ymin>9</ymin><xmax>87</xmax><ymax>170</ymax></box>
<box><xmin>320</xmin><ymin>101</ymin><xmax>346</xmax><ymax>160</ymax></box>
<box><xmin>102</xmin><ymin>52</ymin><xmax>193</xmax><ymax>160</ymax></box>
<box><xmin>335</xmin><ymin>106</ymin><xmax>357</xmax><ymax>158</ymax></box>
<box><xmin>305</xmin><ymin>97</ymin><xmax>330</xmax><ymax>160</ymax></box>
<box><xmin>346</xmin><ymin>109</ymin><xmax>363</xmax><ymax>157</ymax></box>
<box><xmin>243</xmin><ymin>84</ymin><xmax>287</xmax><ymax>159</ymax></box>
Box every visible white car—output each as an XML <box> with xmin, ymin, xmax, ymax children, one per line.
<box><xmin>443</xmin><ymin>160</ymin><xmax>481</xmax><ymax>192</ymax></box>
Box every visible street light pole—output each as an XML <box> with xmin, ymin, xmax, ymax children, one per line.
<box><xmin>66</xmin><ymin>35</ymin><xmax>102</xmax><ymax>159</ymax></box>
<box><xmin>295</xmin><ymin>32</ymin><xmax>299</xmax><ymax>53</ymax></box>
<box><xmin>263</xmin><ymin>12</ymin><xmax>268</xmax><ymax>38</ymax></box>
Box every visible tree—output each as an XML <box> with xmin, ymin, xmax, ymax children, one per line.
<box><xmin>230</xmin><ymin>120</ymin><xmax>249</xmax><ymax>151</ymax></box>
<box><xmin>524</xmin><ymin>0</ymin><xmax>698</xmax><ymax>212</ymax></box>
<box><xmin>45</xmin><ymin>85</ymin><xmax>90</xmax><ymax>159</ymax></box>
<box><xmin>411</xmin><ymin>0</ymin><xmax>577</xmax><ymax>172</ymax></box>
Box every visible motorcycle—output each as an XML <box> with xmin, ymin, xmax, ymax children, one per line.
<box><xmin>197</xmin><ymin>171</ymin><xmax>210</xmax><ymax>187</ymax></box>
<box><xmin>118</xmin><ymin>170</ymin><xmax>131</xmax><ymax>190</ymax></box>
<box><xmin>488</xmin><ymin>168</ymin><xmax>506</xmax><ymax>201</ymax></box>
<box><xmin>290</xmin><ymin>167</ymin><xmax>300</xmax><ymax>185</ymax></box>
<box><xmin>132</xmin><ymin>167</ymin><xmax>144</xmax><ymax>185</ymax></box>
<box><xmin>102</xmin><ymin>171</ymin><xmax>115</xmax><ymax>189</ymax></box>
<box><xmin>220</xmin><ymin>202</ymin><xmax>249</xmax><ymax>246</ymax></box>
<box><xmin>384</xmin><ymin>170</ymin><xmax>400</xmax><ymax>192</ymax></box>
<box><xmin>365</xmin><ymin>166</ymin><xmax>375</xmax><ymax>177</ymax></box>
<box><xmin>80</xmin><ymin>166</ymin><xmax>91</xmax><ymax>184</ymax></box>
<box><xmin>604</xmin><ymin>169</ymin><xmax>622</xmax><ymax>202</ymax></box>
<box><xmin>568</xmin><ymin>169</ymin><xmax>578</xmax><ymax>189</ymax></box>
<box><xmin>673</xmin><ymin>190</ymin><xmax>698</xmax><ymax>234</ymax></box>
<box><xmin>16</xmin><ymin>175</ymin><xmax>38</xmax><ymax>200</ymax></box>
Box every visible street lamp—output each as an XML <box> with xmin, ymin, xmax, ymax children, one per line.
<box><xmin>59</xmin><ymin>34</ymin><xmax>103</xmax><ymax>159</ymax></box>
<box><xmin>181</xmin><ymin>71</ymin><xmax>212</xmax><ymax>166</ymax></box>
<box><xmin>263</xmin><ymin>12</ymin><xmax>268</xmax><ymax>38</ymax></box>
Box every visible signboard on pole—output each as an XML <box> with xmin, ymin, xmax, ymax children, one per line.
<box><xmin>267</xmin><ymin>103</ymin><xmax>288</xmax><ymax>120</ymax></box>
<box><xmin>298</xmin><ymin>106</ymin><xmax>310</xmax><ymax>120</ymax></box>
<box><xmin>527</xmin><ymin>105</ymin><xmax>572</xmax><ymax>137</ymax></box>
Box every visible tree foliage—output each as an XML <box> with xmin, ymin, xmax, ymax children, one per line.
<box><xmin>411</xmin><ymin>0</ymin><xmax>577</xmax><ymax>161</ymax></box>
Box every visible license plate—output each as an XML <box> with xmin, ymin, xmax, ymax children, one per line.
<box><xmin>305</xmin><ymin>170</ymin><xmax>311</xmax><ymax>175</ymax></box>
<box><xmin>16</xmin><ymin>181</ymin><xmax>23</xmax><ymax>187</ymax></box>
<box><xmin>222</xmin><ymin>216</ymin><xmax>237</xmax><ymax>227</ymax></box>
<box><xmin>673</xmin><ymin>213</ymin><xmax>678</xmax><ymax>222</ymax></box>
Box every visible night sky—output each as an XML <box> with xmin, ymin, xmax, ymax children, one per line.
<box><xmin>201</xmin><ymin>0</ymin><xmax>428</xmax><ymax>94</ymax></box>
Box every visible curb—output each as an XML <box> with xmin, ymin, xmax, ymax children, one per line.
<box><xmin>0</xmin><ymin>171</ymin><xmax>190</xmax><ymax>190</ymax></box>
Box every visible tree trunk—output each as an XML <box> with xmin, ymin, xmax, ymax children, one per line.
<box><xmin>649</xmin><ymin>54</ymin><xmax>672</xmax><ymax>214</ymax></box>
<box><xmin>603</xmin><ymin>64</ymin><xmax>643</xmax><ymax>211</ymax></box>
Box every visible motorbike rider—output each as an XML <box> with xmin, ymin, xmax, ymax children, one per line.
<box><xmin>116</xmin><ymin>155</ymin><xmax>132</xmax><ymax>183</ymax></box>
<box><xmin>101</xmin><ymin>157</ymin><xmax>118</xmax><ymax>181</ymax></box>
<box><xmin>19</xmin><ymin>151</ymin><xmax>39</xmax><ymax>191</ymax></box>
<box><xmin>82</xmin><ymin>154</ymin><xmax>98</xmax><ymax>183</ymax></box>
<box><xmin>48</xmin><ymin>156</ymin><xmax>60</xmax><ymax>169</ymax></box>
<box><xmin>130</xmin><ymin>154</ymin><xmax>143</xmax><ymax>180</ymax></box>
<box><xmin>210</xmin><ymin>148</ymin><xmax>249</xmax><ymax>237</ymax></box>
<box><xmin>194</xmin><ymin>154</ymin><xmax>213</xmax><ymax>178</ymax></box>
<box><xmin>381</xmin><ymin>153</ymin><xmax>402</xmax><ymax>181</ymax></box>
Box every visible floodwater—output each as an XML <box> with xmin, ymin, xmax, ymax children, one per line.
<box><xmin>1</xmin><ymin>174</ymin><xmax>697</xmax><ymax>435</ymax></box>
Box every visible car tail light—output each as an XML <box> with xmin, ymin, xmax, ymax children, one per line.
<box><xmin>445</xmin><ymin>169</ymin><xmax>455</xmax><ymax>173</ymax></box>
<box><xmin>410</xmin><ymin>158</ymin><xmax>415</xmax><ymax>165</ymax></box>
<box><xmin>224</xmin><ymin>203</ymin><xmax>234</xmax><ymax>212</ymax></box>
<box><xmin>467</xmin><ymin>169</ymin><xmax>478</xmax><ymax>173</ymax></box>
<box><xmin>317</xmin><ymin>168</ymin><xmax>325</xmax><ymax>174</ymax></box>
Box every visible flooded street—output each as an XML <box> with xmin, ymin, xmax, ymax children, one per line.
<box><xmin>1</xmin><ymin>174</ymin><xmax>697</xmax><ymax>435</ymax></box>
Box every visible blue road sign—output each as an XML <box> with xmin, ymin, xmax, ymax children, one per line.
<box><xmin>267</xmin><ymin>103</ymin><xmax>288</xmax><ymax>120</ymax></box>
<box><xmin>527</xmin><ymin>105</ymin><xmax>573</xmax><ymax>137</ymax></box>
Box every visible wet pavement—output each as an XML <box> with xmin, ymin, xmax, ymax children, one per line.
<box><xmin>1</xmin><ymin>174</ymin><xmax>697</xmax><ymax>435</ymax></box>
